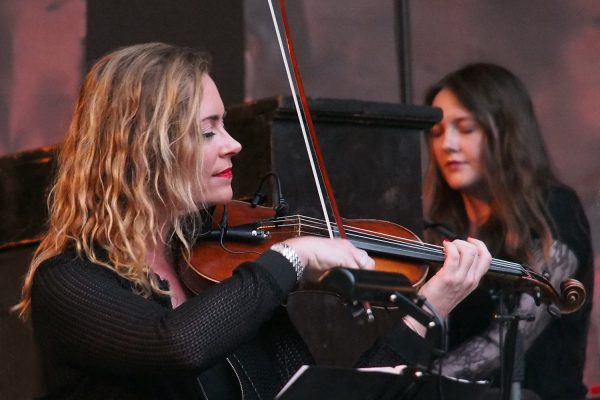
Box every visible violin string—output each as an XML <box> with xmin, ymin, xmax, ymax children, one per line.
<box><xmin>264</xmin><ymin>215</ymin><xmax>525</xmax><ymax>275</ymax></box>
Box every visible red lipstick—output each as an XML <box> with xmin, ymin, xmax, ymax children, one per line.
<box><xmin>214</xmin><ymin>168</ymin><xmax>233</xmax><ymax>179</ymax></box>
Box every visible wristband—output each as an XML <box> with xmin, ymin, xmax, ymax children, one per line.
<box><xmin>270</xmin><ymin>242</ymin><xmax>305</xmax><ymax>281</ymax></box>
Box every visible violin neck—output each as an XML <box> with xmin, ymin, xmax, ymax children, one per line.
<box><xmin>489</xmin><ymin>258</ymin><xmax>525</xmax><ymax>277</ymax></box>
<box><xmin>348</xmin><ymin>238</ymin><xmax>524</xmax><ymax>278</ymax></box>
<box><xmin>349</xmin><ymin>239</ymin><xmax>445</xmax><ymax>264</ymax></box>
<box><xmin>270</xmin><ymin>215</ymin><xmax>526</xmax><ymax>279</ymax></box>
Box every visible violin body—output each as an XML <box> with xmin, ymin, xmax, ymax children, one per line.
<box><xmin>179</xmin><ymin>200</ymin><xmax>429</xmax><ymax>294</ymax></box>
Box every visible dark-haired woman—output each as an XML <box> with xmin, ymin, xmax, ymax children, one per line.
<box><xmin>423</xmin><ymin>62</ymin><xmax>594</xmax><ymax>399</ymax></box>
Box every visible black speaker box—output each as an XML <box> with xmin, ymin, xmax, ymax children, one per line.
<box><xmin>227</xmin><ymin>97</ymin><xmax>440</xmax><ymax>236</ymax></box>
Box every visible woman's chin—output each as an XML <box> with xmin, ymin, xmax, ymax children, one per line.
<box><xmin>196</xmin><ymin>192</ymin><xmax>234</xmax><ymax>207</ymax></box>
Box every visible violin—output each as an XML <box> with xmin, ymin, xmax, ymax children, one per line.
<box><xmin>177</xmin><ymin>0</ymin><xmax>585</xmax><ymax>319</ymax></box>
<box><xmin>178</xmin><ymin>199</ymin><xmax>586</xmax><ymax>314</ymax></box>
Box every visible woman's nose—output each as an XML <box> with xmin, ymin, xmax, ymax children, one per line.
<box><xmin>223</xmin><ymin>131</ymin><xmax>242</xmax><ymax>156</ymax></box>
<box><xmin>441</xmin><ymin>128</ymin><xmax>459</xmax><ymax>151</ymax></box>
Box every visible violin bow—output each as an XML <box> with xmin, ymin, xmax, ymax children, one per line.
<box><xmin>266</xmin><ymin>0</ymin><xmax>345</xmax><ymax>241</ymax></box>
<box><xmin>267</xmin><ymin>0</ymin><xmax>375</xmax><ymax>321</ymax></box>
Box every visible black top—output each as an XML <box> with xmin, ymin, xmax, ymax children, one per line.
<box><xmin>438</xmin><ymin>186</ymin><xmax>594</xmax><ymax>400</ymax></box>
<box><xmin>31</xmin><ymin>249</ymin><xmax>426</xmax><ymax>399</ymax></box>
<box><xmin>524</xmin><ymin>186</ymin><xmax>594</xmax><ymax>399</ymax></box>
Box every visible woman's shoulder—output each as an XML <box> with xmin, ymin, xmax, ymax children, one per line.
<box><xmin>34</xmin><ymin>248</ymin><xmax>124</xmax><ymax>287</ymax></box>
<box><xmin>545</xmin><ymin>185</ymin><xmax>581</xmax><ymax>210</ymax></box>
<box><xmin>544</xmin><ymin>184</ymin><xmax>589</xmax><ymax>232</ymax></box>
<box><xmin>544</xmin><ymin>184</ymin><xmax>592</xmax><ymax>267</ymax></box>
<box><xmin>31</xmin><ymin>248</ymin><xmax>142</xmax><ymax>318</ymax></box>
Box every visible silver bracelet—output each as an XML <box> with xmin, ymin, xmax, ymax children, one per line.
<box><xmin>270</xmin><ymin>242</ymin><xmax>305</xmax><ymax>281</ymax></box>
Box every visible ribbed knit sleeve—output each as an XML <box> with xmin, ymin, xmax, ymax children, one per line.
<box><xmin>31</xmin><ymin>249</ymin><xmax>297</xmax><ymax>378</ymax></box>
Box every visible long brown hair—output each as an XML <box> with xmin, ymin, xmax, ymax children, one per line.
<box><xmin>15</xmin><ymin>43</ymin><xmax>212</xmax><ymax>317</ymax></box>
<box><xmin>423</xmin><ymin>63</ymin><xmax>560</xmax><ymax>265</ymax></box>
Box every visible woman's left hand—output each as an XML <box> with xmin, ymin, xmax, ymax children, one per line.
<box><xmin>417</xmin><ymin>237</ymin><xmax>491</xmax><ymax>318</ymax></box>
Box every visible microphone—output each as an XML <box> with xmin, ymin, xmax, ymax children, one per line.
<box><xmin>274</xmin><ymin>197</ymin><xmax>289</xmax><ymax>218</ymax></box>
<box><xmin>250</xmin><ymin>192</ymin><xmax>265</xmax><ymax>208</ymax></box>
<box><xmin>250</xmin><ymin>172</ymin><xmax>289</xmax><ymax>217</ymax></box>
<box><xmin>205</xmin><ymin>204</ymin><xmax>269</xmax><ymax>243</ymax></box>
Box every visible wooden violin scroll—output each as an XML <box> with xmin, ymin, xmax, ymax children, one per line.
<box><xmin>515</xmin><ymin>272</ymin><xmax>586</xmax><ymax>315</ymax></box>
<box><xmin>560</xmin><ymin>278</ymin><xmax>586</xmax><ymax>314</ymax></box>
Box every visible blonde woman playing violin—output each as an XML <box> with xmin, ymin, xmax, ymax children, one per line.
<box><xmin>15</xmin><ymin>43</ymin><xmax>491</xmax><ymax>400</ymax></box>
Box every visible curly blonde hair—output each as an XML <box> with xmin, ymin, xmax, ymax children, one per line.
<box><xmin>15</xmin><ymin>42</ymin><xmax>212</xmax><ymax>317</ymax></box>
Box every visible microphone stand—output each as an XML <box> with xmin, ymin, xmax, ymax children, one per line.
<box><xmin>319</xmin><ymin>267</ymin><xmax>447</xmax><ymax>399</ymax></box>
<box><xmin>494</xmin><ymin>290</ymin><xmax>534</xmax><ymax>400</ymax></box>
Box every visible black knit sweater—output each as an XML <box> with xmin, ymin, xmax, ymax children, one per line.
<box><xmin>31</xmin><ymin>249</ymin><xmax>426</xmax><ymax>399</ymax></box>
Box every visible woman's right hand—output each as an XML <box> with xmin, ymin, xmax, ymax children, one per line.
<box><xmin>282</xmin><ymin>237</ymin><xmax>375</xmax><ymax>283</ymax></box>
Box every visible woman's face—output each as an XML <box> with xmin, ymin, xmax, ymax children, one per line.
<box><xmin>195</xmin><ymin>74</ymin><xmax>242</xmax><ymax>206</ymax></box>
<box><xmin>430</xmin><ymin>88</ymin><xmax>486</xmax><ymax>196</ymax></box>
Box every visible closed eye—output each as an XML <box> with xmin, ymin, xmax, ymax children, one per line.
<box><xmin>457</xmin><ymin>118</ymin><xmax>479</xmax><ymax>134</ymax></box>
<box><xmin>429</xmin><ymin>124</ymin><xmax>443</xmax><ymax>138</ymax></box>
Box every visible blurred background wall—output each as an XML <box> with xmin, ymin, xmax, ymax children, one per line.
<box><xmin>0</xmin><ymin>0</ymin><xmax>598</xmax><ymax>395</ymax></box>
